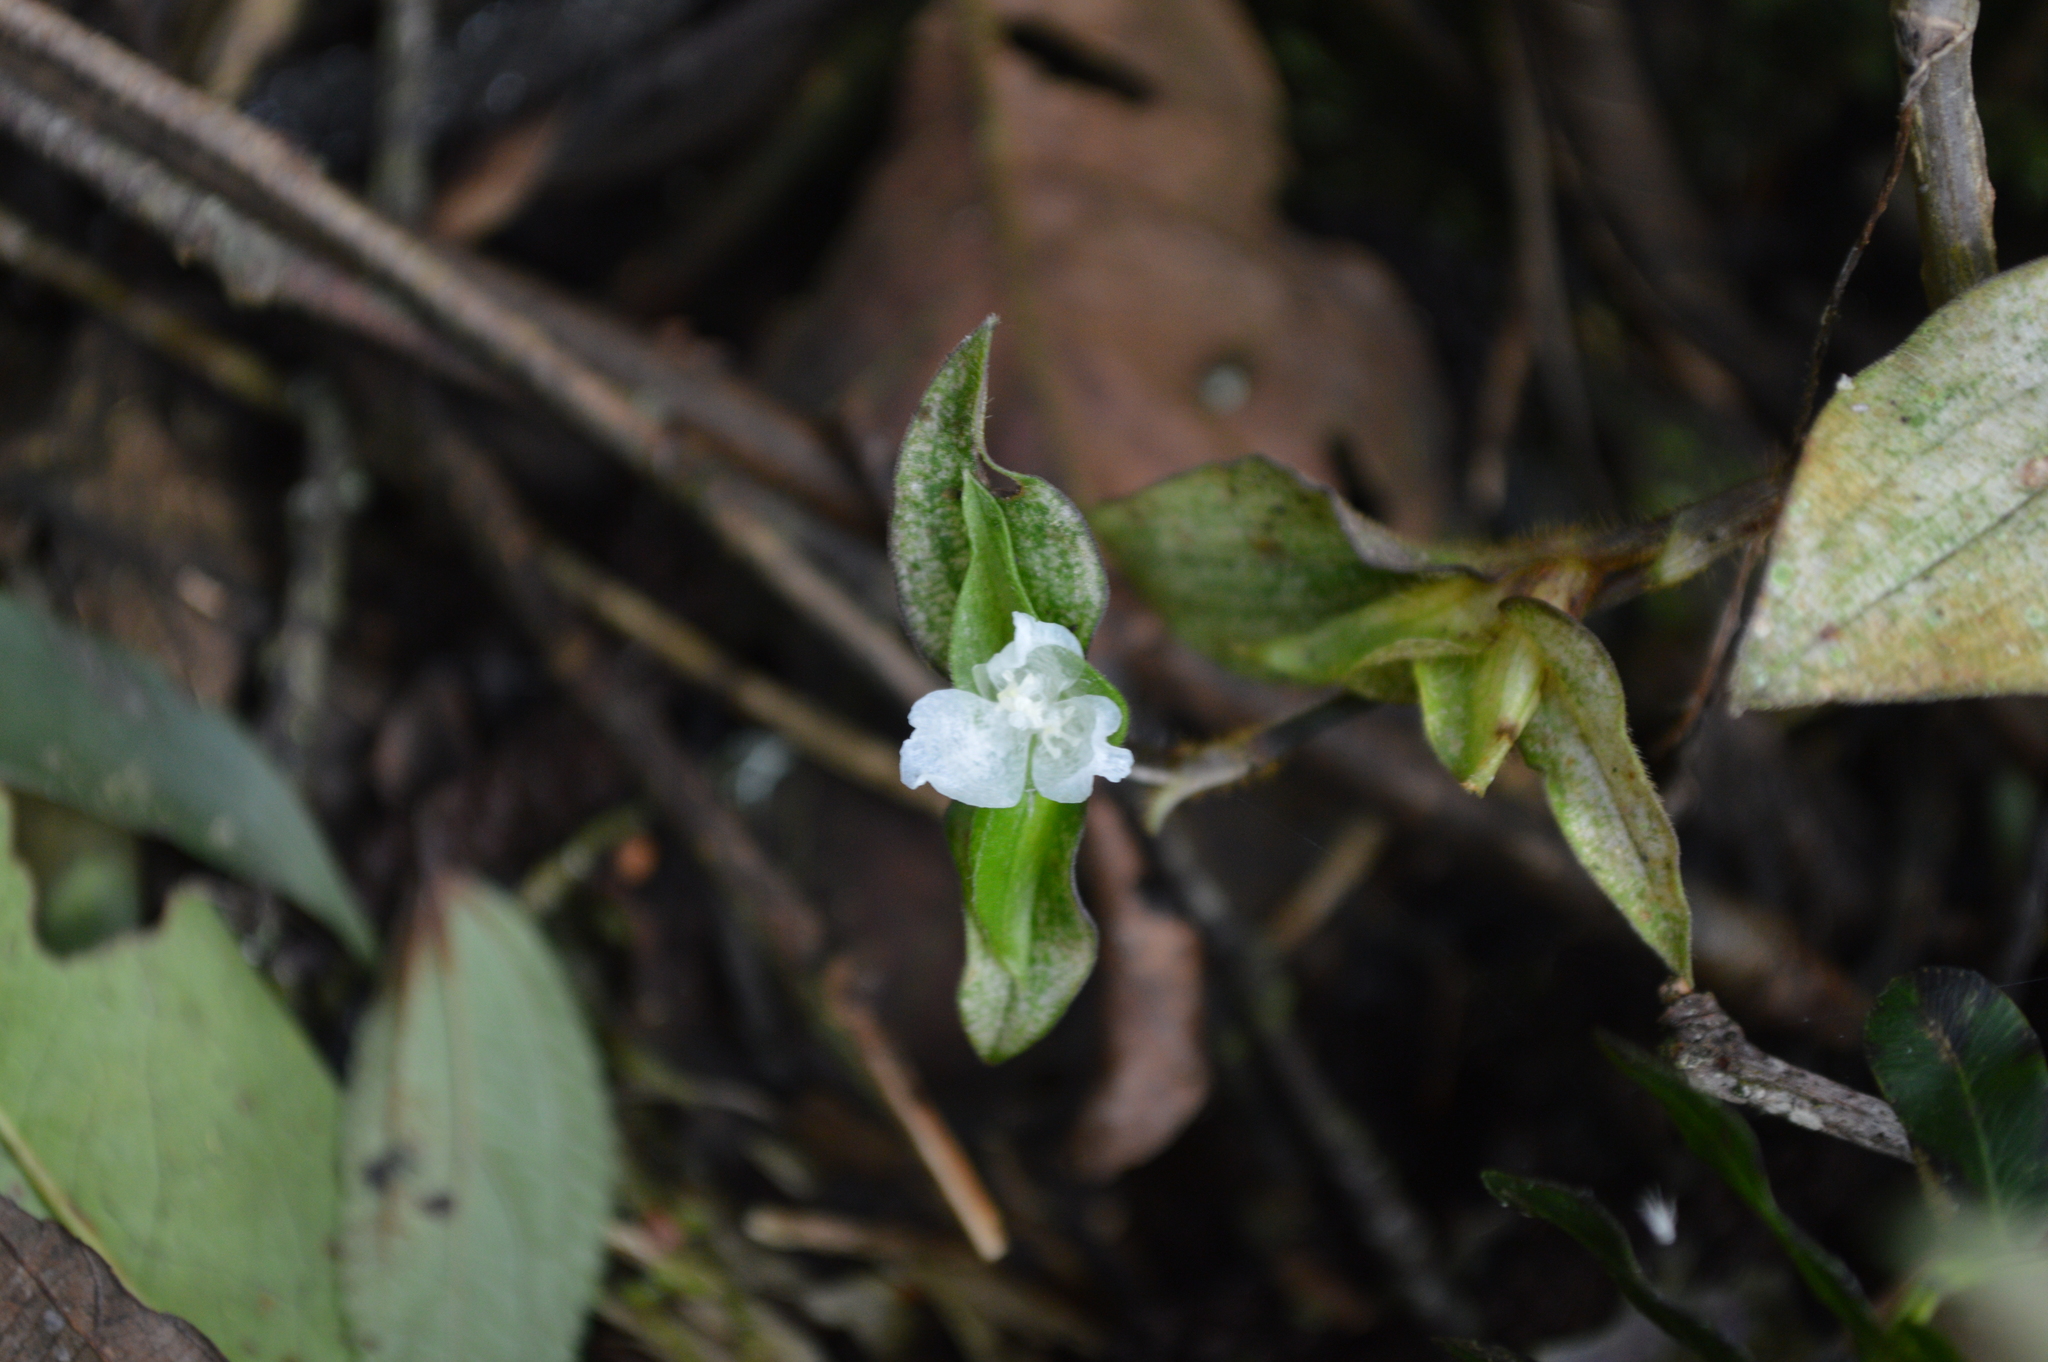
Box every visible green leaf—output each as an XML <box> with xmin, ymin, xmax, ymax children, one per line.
<box><xmin>1257</xmin><ymin>574</ymin><xmax>1494</xmax><ymax>684</ymax></box>
<box><xmin>892</xmin><ymin>319</ymin><xmax>1109</xmax><ymax>663</ymax></box>
<box><xmin>11</xmin><ymin>791</ymin><xmax>142</xmax><ymax>953</ymax></box>
<box><xmin>1866</xmin><ymin>967</ymin><xmax>2048</xmax><ymax>1220</ymax></box>
<box><xmin>1481</xmin><ymin>1171</ymin><xmax>1752</xmax><ymax>1362</ymax></box>
<box><xmin>0</xmin><ymin>789</ymin><xmax>350</xmax><ymax>1362</ymax></box>
<box><xmin>1601</xmin><ymin>1037</ymin><xmax>1896</xmax><ymax>1359</ymax></box>
<box><xmin>340</xmin><ymin>873</ymin><xmax>617</xmax><ymax>1362</ymax></box>
<box><xmin>0</xmin><ymin>593</ymin><xmax>371</xmax><ymax>959</ymax></box>
<box><xmin>951</xmin><ymin>472</ymin><xmax>1041</xmax><ymax>686</ymax></box>
<box><xmin>1733</xmin><ymin>255</ymin><xmax>2048</xmax><ymax>707</ymax></box>
<box><xmin>1414</xmin><ymin>621</ymin><xmax>1544</xmax><ymax>795</ymax></box>
<box><xmin>892</xmin><ymin>318</ymin><xmax>995</xmax><ymax>665</ymax></box>
<box><xmin>1507</xmin><ymin>599</ymin><xmax>1691</xmax><ymax>981</ymax></box>
<box><xmin>1090</xmin><ymin>455</ymin><xmax>1430</xmax><ymax>674</ymax></box>
<box><xmin>954</xmin><ymin>796</ymin><xmax>1097</xmax><ymax>1063</ymax></box>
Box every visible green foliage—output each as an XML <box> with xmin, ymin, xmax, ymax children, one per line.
<box><xmin>1866</xmin><ymin>967</ymin><xmax>2048</xmax><ymax>1222</ymax></box>
<box><xmin>1734</xmin><ymin>256</ymin><xmax>2048</xmax><ymax>708</ymax></box>
<box><xmin>339</xmin><ymin>874</ymin><xmax>616</xmax><ymax>1362</ymax></box>
<box><xmin>1602</xmin><ymin>1038</ymin><xmax>1962</xmax><ymax>1362</ymax></box>
<box><xmin>891</xmin><ymin>323</ymin><xmax>1130</xmax><ymax>1062</ymax></box>
<box><xmin>0</xmin><ymin>593</ymin><xmax>372</xmax><ymax>959</ymax></box>
<box><xmin>0</xmin><ymin>789</ymin><xmax>350</xmax><ymax>1362</ymax></box>
<box><xmin>1480</xmin><ymin>1170</ymin><xmax>1751</xmax><ymax>1362</ymax></box>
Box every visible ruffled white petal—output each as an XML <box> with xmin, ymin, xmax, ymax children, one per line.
<box><xmin>977</xmin><ymin>611</ymin><xmax>1082</xmax><ymax>690</ymax></box>
<box><xmin>1029</xmin><ymin>694</ymin><xmax>1132</xmax><ymax>803</ymax></box>
<box><xmin>900</xmin><ymin>688</ymin><xmax>1029</xmax><ymax>807</ymax></box>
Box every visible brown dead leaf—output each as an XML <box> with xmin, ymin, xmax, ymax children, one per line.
<box><xmin>1068</xmin><ymin>799</ymin><xmax>1208</xmax><ymax>1181</ymax></box>
<box><xmin>0</xmin><ymin>1196</ymin><xmax>228</xmax><ymax>1362</ymax></box>
<box><xmin>761</xmin><ymin>0</ymin><xmax>1451</xmax><ymax>532</ymax></box>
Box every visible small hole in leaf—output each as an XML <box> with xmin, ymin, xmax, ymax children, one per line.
<box><xmin>1004</xmin><ymin>21</ymin><xmax>1153</xmax><ymax>103</ymax></box>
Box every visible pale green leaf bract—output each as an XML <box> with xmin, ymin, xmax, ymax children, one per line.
<box><xmin>954</xmin><ymin>798</ymin><xmax>1097</xmax><ymax>1062</ymax></box>
<box><xmin>0</xmin><ymin>593</ymin><xmax>372</xmax><ymax>959</ymax></box>
<box><xmin>0</xmin><ymin>788</ymin><xmax>351</xmax><ymax>1362</ymax></box>
<box><xmin>1866</xmin><ymin>967</ymin><xmax>2048</xmax><ymax>1221</ymax></box>
<box><xmin>891</xmin><ymin>319</ymin><xmax>1108</xmax><ymax>662</ymax></box>
<box><xmin>1506</xmin><ymin>599</ymin><xmax>1691</xmax><ymax>981</ymax></box>
<box><xmin>1090</xmin><ymin>456</ymin><xmax>1429</xmax><ymax>674</ymax></box>
<box><xmin>1480</xmin><ymin>1171</ymin><xmax>1752</xmax><ymax>1362</ymax></box>
<box><xmin>340</xmin><ymin>873</ymin><xmax>617</xmax><ymax>1362</ymax></box>
<box><xmin>1734</xmin><ymin>256</ymin><xmax>2048</xmax><ymax>707</ymax></box>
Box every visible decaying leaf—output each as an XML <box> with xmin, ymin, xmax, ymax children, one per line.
<box><xmin>0</xmin><ymin>592</ymin><xmax>372</xmax><ymax>958</ymax></box>
<box><xmin>763</xmin><ymin>0</ymin><xmax>1450</xmax><ymax>528</ymax></box>
<box><xmin>340</xmin><ymin>872</ymin><xmax>617</xmax><ymax>1362</ymax></box>
<box><xmin>0</xmin><ymin>1195</ymin><xmax>228</xmax><ymax>1362</ymax></box>
<box><xmin>1734</xmin><ymin>256</ymin><xmax>2048</xmax><ymax>707</ymax></box>
<box><xmin>0</xmin><ymin>789</ymin><xmax>351</xmax><ymax>1362</ymax></box>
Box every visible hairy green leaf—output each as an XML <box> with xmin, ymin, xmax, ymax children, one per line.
<box><xmin>1091</xmin><ymin>456</ymin><xmax>1429</xmax><ymax>672</ymax></box>
<box><xmin>1734</xmin><ymin>256</ymin><xmax>2048</xmax><ymax>707</ymax></box>
<box><xmin>1508</xmin><ymin>600</ymin><xmax>1691</xmax><ymax>981</ymax></box>
<box><xmin>1258</xmin><ymin>574</ymin><xmax>1493</xmax><ymax>684</ymax></box>
<box><xmin>953</xmin><ymin>797</ymin><xmax>1096</xmax><ymax>1062</ymax></box>
<box><xmin>1866</xmin><ymin>967</ymin><xmax>2048</xmax><ymax>1221</ymax></box>
<box><xmin>0</xmin><ymin>593</ymin><xmax>371</xmax><ymax>959</ymax></box>
<box><xmin>1602</xmin><ymin>1038</ymin><xmax>1899</xmax><ymax>1360</ymax></box>
<box><xmin>1482</xmin><ymin>1171</ymin><xmax>1751</xmax><ymax>1362</ymax></box>
<box><xmin>0</xmin><ymin>789</ymin><xmax>350</xmax><ymax>1362</ymax></box>
<box><xmin>340</xmin><ymin>873</ymin><xmax>617</xmax><ymax>1362</ymax></box>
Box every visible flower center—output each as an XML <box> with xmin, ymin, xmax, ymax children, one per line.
<box><xmin>994</xmin><ymin>669</ymin><xmax>1056</xmax><ymax>730</ymax></box>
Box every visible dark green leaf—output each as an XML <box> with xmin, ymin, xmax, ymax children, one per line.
<box><xmin>1481</xmin><ymin>1171</ymin><xmax>1751</xmax><ymax>1362</ymax></box>
<box><xmin>891</xmin><ymin>318</ymin><xmax>995</xmax><ymax>665</ymax></box>
<box><xmin>955</xmin><ymin>796</ymin><xmax>1096</xmax><ymax>1062</ymax></box>
<box><xmin>1602</xmin><ymin>1037</ymin><xmax>1891</xmax><ymax>1359</ymax></box>
<box><xmin>1508</xmin><ymin>599</ymin><xmax>1691</xmax><ymax>981</ymax></box>
<box><xmin>0</xmin><ymin>593</ymin><xmax>371</xmax><ymax>959</ymax></box>
<box><xmin>0</xmin><ymin>790</ymin><xmax>351</xmax><ymax>1362</ymax></box>
<box><xmin>1090</xmin><ymin>456</ymin><xmax>1429</xmax><ymax>673</ymax></box>
<box><xmin>1866</xmin><ymin>967</ymin><xmax>2048</xmax><ymax>1219</ymax></box>
<box><xmin>340</xmin><ymin>874</ymin><xmax>617</xmax><ymax>1362</ymax></box>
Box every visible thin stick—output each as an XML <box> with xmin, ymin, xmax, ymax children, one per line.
<box><xmin>369</xmin><ymin>0</ymin><xmax>434</xmax><ymax>225</ymax></box>
<box><xmin>541</xmin><ymin>546</ymin><xmax>943</xmax><ymax>817</ymax></box>
<box><xmin>1895</xmin><ymin>0</ymin><xmax>1997</xmax><ymax>307</ymax></box>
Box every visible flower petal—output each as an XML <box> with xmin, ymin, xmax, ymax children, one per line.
<box><xmin>901</xmin><ymin>688</ymin><xmax>1030</xmax><ymax>807</ymax></box>
<box><xmin>1029</xmin><ymin>694</ymin><xmax>1131</xmax><ymax>803</ymax></box>
<box><xmin>977</xmin><ymin>612</ymin><xmax>1084</xmax><ymax>693</ymax></box>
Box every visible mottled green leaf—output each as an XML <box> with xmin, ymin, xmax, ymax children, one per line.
<box><xmin>340</xmin><ymin>873</ymin><xmax>617</xmax><ymax>1362</ymax></box>
<box><xmin>952</xmin><ymin>798</ymin><xmax>1096</xmax><ymax>1063</ymax></box>
<box><xmin>1090</xmin><ymin>456</ymin><xmax>1429</xmax><ymax>673</ymax></box>
<box><xmin>1866</xmin><ymin>967</ymin><xmax>2048</xmax><ymax>1220</ymax></box>
<box><xmin>892</xmin><ymin>320</ymin><xmax>1108</xmax><ymax>662</ymax></box>
<box><xmin>1602</xmin><ymin>1038</ymin><xmax>1895</xmax><ymax>1360</ymax></box>
<box><xmin>1734</xmin><ymin>256</ymin><xmax>2048</xmax><ymax>707</ymax></box>
<box><xmin>1508</xmin><ymin>600</ymin><xmax>1691</xmax><ymax>981</ymax></box>
<box><xmin>1482</xmin><ymin>1171</ymin><xmax>1751</xmax><ymax>1362</ymax></box>
<box><xmin>0</xmin><ymin>789</ymin><xmax>350</xmax><ymax>1362</ymax></box>
<box><xmin>0</xmin><ymin>593</ymin><xmax>370</xmax><ymax>959</ymax></box>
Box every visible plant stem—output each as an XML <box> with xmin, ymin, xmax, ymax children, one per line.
<box><xmin>1895</xmin><ymin>0</ymin><xmax>1997</xmax><ymax>305</ymax></box>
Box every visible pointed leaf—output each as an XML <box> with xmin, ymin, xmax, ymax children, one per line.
<box><xmin>1733</xmin><ymin>256</ymin><xmax>2048</xmax><ymax>707</ymax></box>
<box><xmin>955</xmin><ymin>797</ymin><xmax>1097</xmax><ymax>1062</ymax></box>
<box><xmin>1602</xmin><ymin>1038</ymin><xmax>1894</xmax><ymax>1359</ymax></box>
<box><xmin>1481</xmin><ymin>1171</ymin><xmax>1752</xmax><ymax>1362</ymax></box>
<box><xmin>0</xmin><ymin>1195</ymin><xmax>229</xmax><ymax>1362</ymax></box>
<box><xmin>0</xmin><ymin>593</ymin><xmax>371</xmax><ymax>958</ymax></box>
<box><xmin>1091</xmin><ymin>456</ymin><xmax>1430</xmax><ymax>673</ymax></box>
<box><xmin>1506</xmin><ymin>599</ymin><xmax>1691</xmax><ymax>981</ymax></box>
<box><xmin>892</xmin><ymin>319</ymin><xmax>995</xmax><ymax>665</ymax></box>
<box><xmin>1866</xmin><ymin>967</ymin><xmax>2048</xmax><ymax>1219</ymax></box>
<box><xmin>340</xmin><ymin>873</ymin><xmax>617</xmax><ymax>1362</ymax></box>
<box><xmin>1002</xmin><ymin>472</ymin><xmax>1110</xmax><ymax>650</ymax></box>
<box><xmin>0</xmin><ymin>788</ymin><xmax>350</xmax><ymax>1362</ymax></box>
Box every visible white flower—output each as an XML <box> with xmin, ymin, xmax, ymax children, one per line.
<box><xmin>901</xmin><ymin>611</ymin><xmax>1133</xmax><ymax>807</ymax></box>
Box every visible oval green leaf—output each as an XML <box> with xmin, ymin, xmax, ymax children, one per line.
<box><xmin>1735</xmin><ymin>257</ymin><xmax>2048</xmax><ymax>707</ymax></box>
<box><xmin>0</xmin><ymin>593</ymin><xmax>371</xmax><ymax>958</ymax></box>
<box><xmin>340</xmin><ymin>873</ymin><xmax>617</xmax><ymax>1362</ymax></box>
<box><xmin>0</xmin><ymin>788</ymin><xmax>351</xmax><ymax>1362</ymax></box>
<box><xmin>951</xmin><ymin>799</ymin><xmax>1097</xmax><ymax>1063</ymax></box>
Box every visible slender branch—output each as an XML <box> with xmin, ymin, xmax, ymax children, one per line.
<box><xmin>369</xmin><ymin>0</ymin><xmax>434</xmax><ymax>225</ymax></box>
<box><xmin>1894</xmin><ymin>0</ymin><xmax>1997</xmax><ymax>306</ymax></box>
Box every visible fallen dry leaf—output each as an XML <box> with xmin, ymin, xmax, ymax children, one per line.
<box><xmin>0</xmin><ymin>1196</ymin><xmax>228</xmax><ymax>1362</ymax></box>
<box><xmin>762</xmin><ymin>0</ymin><xmax>1451</xmax><ymax>532</ymax></box>
<box><xmin>1067</xmin><ymin>799</ymin><xmax>1208</xmax><ymax>1181</ymax></box>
